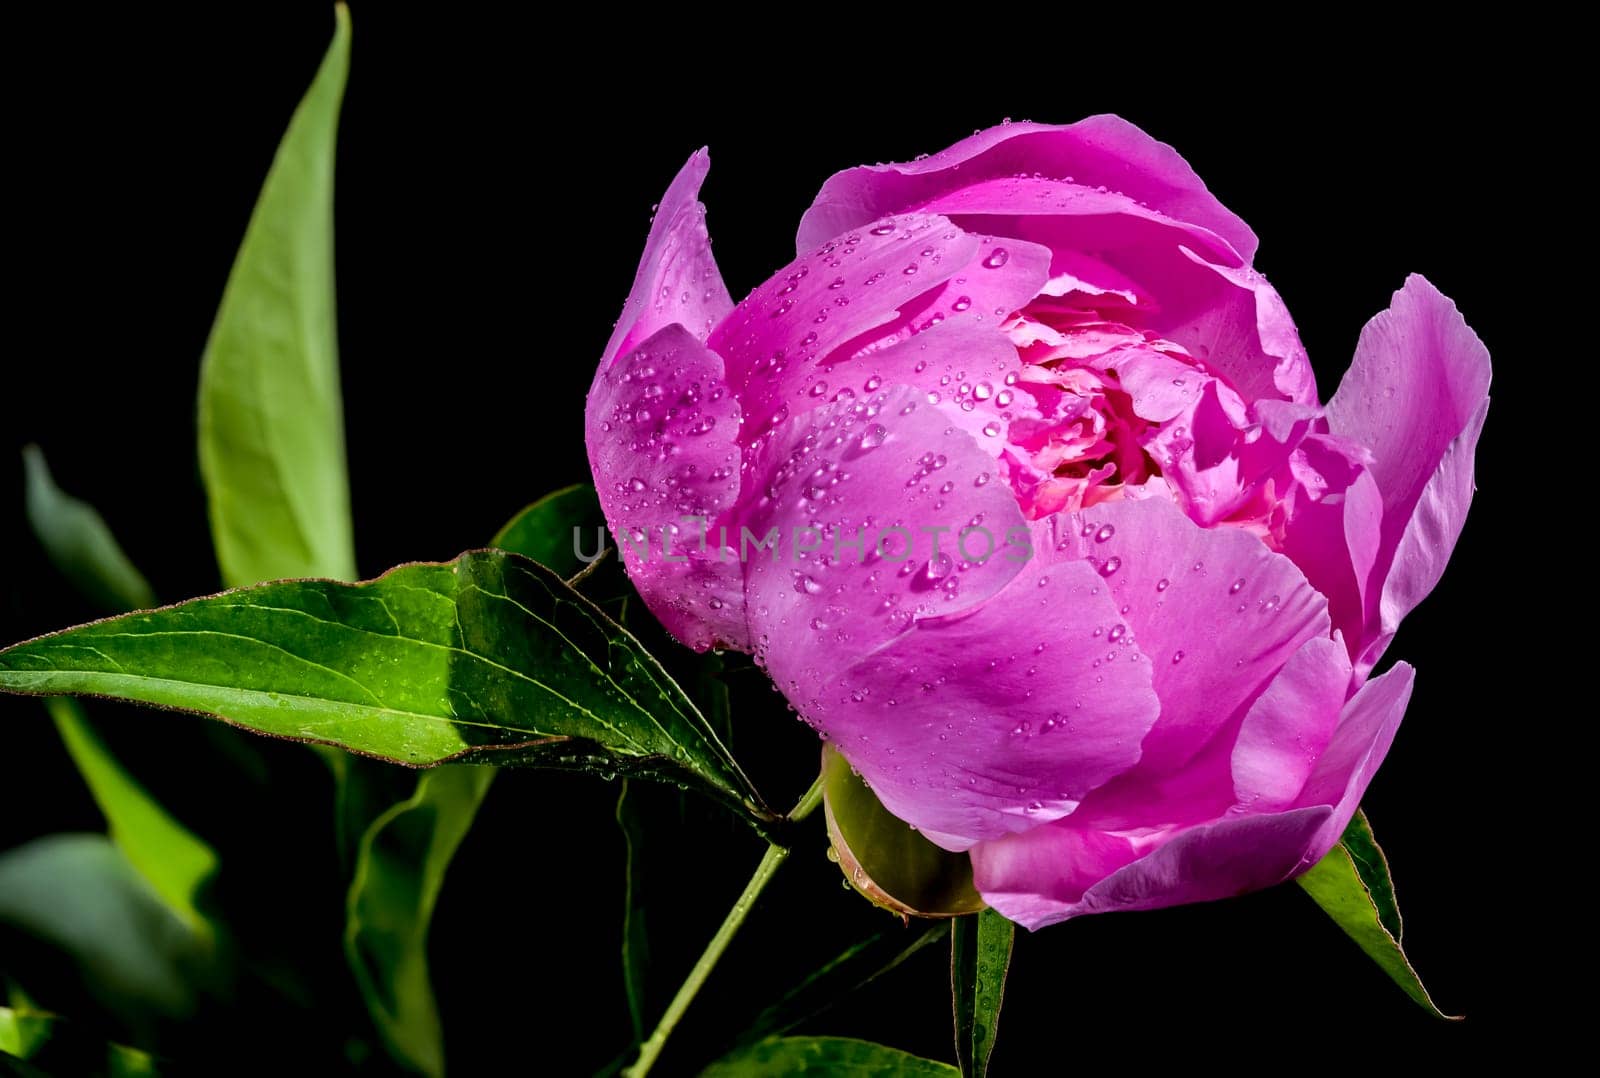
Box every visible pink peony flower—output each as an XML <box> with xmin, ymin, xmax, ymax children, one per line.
<box><xmin>584</xmin><ymin>118</ymin><xmax>1490</xmax><ymax>929</ymax></box>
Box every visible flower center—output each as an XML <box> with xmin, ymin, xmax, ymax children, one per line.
<box><xmin>996</xmin><ymin>293</ymin><xmax>1206</xmax><ymax>519</ymax></box>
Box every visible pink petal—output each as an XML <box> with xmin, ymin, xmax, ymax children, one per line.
<box><xmin>911</xmin><ymin>175</ymin><xmax>1240</xmax><ymax>267</ymax></box>
<box><xmin>707</xmin><ymin>214</ymin><xmax>1049</xmax><ymax>444</ymax></box>
<box><xmin>739</xmin><ymin>385</ymin><xmax>1159</xmax><ymax>845</ymax></box>
<box><xmin>1175</xmin><ymin>248</ymin><xmax>1318</xmax><ymax>406</ymax></box>
<box><xmin>584</xmin><ymin>324</ymin><xmax>747</xmax><ymax>650</ymax></box>
<box><xmin>796</xmin><ymin>116</ymin><xmax>1258</xmax><ymax>264</ymax></box>
<box><xmin>1035</xmin><ymin>498</ymin><xmax>1331</xmax><ymax>773</ymax></box>
<box><xmin>1230</xmin><ymin>636</ymin><xmax>1352</xmax><ymax>811</ymax></box>
<box><xmin>741</xmin><ymin>384</ymin><xmax>1026</xmax><ymax>679</ymax></box>
<box><xmin>973</xmin><ymin>804</ymin><xmax>1334</xmax><ymax>929</ymax></box>
<box><xmin>972</xmin><ymin>658</ymin><xmax>1415</xmax><ymax>928</ymax></box>
<box><xmin>824</xmin><ymin>556</ymin><xmax>1161</xmax><ymax>848</ymax></box>
<box><xmin>1325</xmin><ymin>276</ymin><xmax>1492</xmax><ymax>676</ymax></box>
<box><xmin>1278</xmin><ymin>434</ymin><xmax>1385</xmax><ymax>666</ymax></box>
<box><xmin>600</xmin><ymin>149</ymin><xmax>733</xmax><ymax>370</ymax></box>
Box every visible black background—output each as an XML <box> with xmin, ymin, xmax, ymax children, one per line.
<box><xmin>3</xmin><ymin>6</ymin><xmax>1543</xmax><ymax>1073</ymax></box>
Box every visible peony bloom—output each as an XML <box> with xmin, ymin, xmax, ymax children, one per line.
<box><xmin>584</xmin><ymin>118</ymin><xmax>1489</xmax><ymax>929</ymax></box>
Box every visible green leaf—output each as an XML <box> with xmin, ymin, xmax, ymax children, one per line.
<box><xmin>22</xmin><ymin>445</ymin><xmax>156</xmax><ymax>613</ymax></box>
<box><xmin>0</xmin><ymin>1007</ymin><xmax>159</xmax><ymax>1075</ymax></box>
<box><xmin>732</xmin><ymin>923</ymin><xmax>950</xmax><ymax>1050</ymax></box>
<box><xmin>0</xmin><ymin>550</ymin><xmax>774</xmax><ymax>829</ymax></box>
<box><xmin>951</xmin><ymin>910</ymin><xmax>1014</xmax><ymax>1077</ymax></box>
<box><xmin>703</xmin><ymin>1037</ymin><xmax>957</xmax><ymax>1076</ymax></box>
<box><xmin>1297</xmin><ymin>809</ymin><xmax>1456</xmax><ymax>1018</ymax></box>
<box><xmin>345</xmin><ymin>766</ymin><xmax>494</xmax><ymax>1078</ymax></box>
<box><xmin>0</xmin><ymin>835</ymin><xmax>208</xmax><ymax>1022</ymax></box>
<box><xmin>196</xmin><ymin>2</ymin><xmax>355</xmax><ymax>589</ymax></box>
<box><xmin>0</xmin><ymin>1006</ymin><xmax>51</xmax><ymax>1059</ymax></box>
<box><xmin>491</xmin><ymin>484</ymin><xmax>605</xmax><ymax>580</ymax></box>
<box><xmin>48</xmin><ymin>697</ymin><xmax>218</xmax><ymax>943</ymax></box>
<box><xmin>821</xmin><ymin>746</ymin><xmax>984</xmax><ymax>918</ymax></box>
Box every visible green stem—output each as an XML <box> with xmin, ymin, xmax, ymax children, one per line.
<box><xmin>625</xmin><ymin>776</ymin><xmax>824</xmax><ymax>1078</ymax></box>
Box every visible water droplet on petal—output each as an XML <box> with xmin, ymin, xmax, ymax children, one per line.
<box><xmin>983</xmin><ymin>248</ymin><xmax>1010</xmax><ymax>269</ymax></box>
<box><xmin>859</xmin><ymin>424</ymin><xmax>888</xmax><ymax>450</ymax></box>
<box><xmin>1229</xmin><ymin>577</ymin><xmax>1246</xmax><ymax>594</ymax></box>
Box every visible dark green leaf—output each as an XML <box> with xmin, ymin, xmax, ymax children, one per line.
<box><xmin>491</xmin><ymin>484</ymin><xmax>604</xmax><ymax>580</ymax></box>
<box><xmin>617</xmin><ymin>779</ymin><xmax>652</xmax><ymax>1045</ymax></box>
<box><xmin>0</xmin><ymin>550</ymin><xmax>773</xmax><ymax>828</ymax></box>
<box><xmin>951</xmin><ymin>910</ymin><xmax>1014</xmax><ymax>1077</ymax></box>
<box><xmin>22</xmin><ymin>445</ymin><xmax>156</xmax><ymax>613</ymax></box>
<box><xmin>196</xmin><ymin>2</ymin><xmax>355</xmax><ymax>588</ymax></box>
<box><xmin>49</xmin><ymin>698</ymin><xmax>218</xmax><ymax>943</ymax></box>
<box><xmin>345</xmin><ymin>766</ymin><xmax>495</xmax><ymax>1078</ymax></box>
<box><xmin>821</xmin><ymin>746</ymin><xmax>984</xmax><ymax>918</ymax></box>
<box><xmin>703</xmin><ymin>1037</ymin><xmax>957</xmax><ymax>1076</ymax></box>
<box><xmin>1297</xmin><ymin>809</ymin><xmax>1456</xmax><ymax>1018</ymax></box>
<box><xmin>732</xmin><ymin>922</ymin><xmax>949</xmax><ymax>1050</ymax></box>
<box><xmin>0</xmin><ymin>835</ymin><xmax>209</xmax><ymax>1023</ymax></box>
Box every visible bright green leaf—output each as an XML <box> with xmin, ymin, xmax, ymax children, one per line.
<box><xmin>491</xmin><ymin>485</ymin><xmax>604</xmax><ymax>579</ymax></box>
<box><xmin>951</xmin><ymin>909</ymin><xmax>1014</xmax><ymax>1077</ymax></box>
<box><xmin>0</xmin><ymin>550</ymin><xmax>774</xmax><ymax>829</ymax></box>
<box><xmin>1297</xmin><ymin>809</ymin><xmax>1456</xmax><ymax>1018</ymax></box>
<box><xmin>0</xmin><ymin>1006</ymin><xmax>159</xmax><ymax>1075</ymax></box>
<box><xmin>48</xmin><ymin>698</ymin><xmax>218</xmax><ymax>943</ymax></box>
<box><xmin>196</xmin><ymin>2</ymin><xmax>355</xmax><ymax>589</ymax></box>
<box><xmin>822</xmin><ymin>746</ymin><xmax>984</xmax><ymax>918</ymax></box>
<box><xmin>345</xmin><ymin>766</ymin><xmax>494</xmax><ymax>1078</ymax></box>
<box><xmin>732</xmin><ymin>922</ymin><xmax>949</xmax><ymax>1050</ymax></box>
<box><xmin>0</xmin><ymin>1006</ymin><xmax>51</xmax><ymax>1059</ymax></box>
<box><xmin>22</xmin><ymin>445</ymin><xmax>156</xmax><ymax>613</ymax></box>
<box><xmin>0</xmin><ymin>835</ymin><xmax>208</xmax><ymax>1022</ymax></box>
<box><xmin>704</xmin><ymin>1037</ymin><xmax>957</xmax><ymax>1076</ymax></box>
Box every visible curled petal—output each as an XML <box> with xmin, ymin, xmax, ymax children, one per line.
<box><xmin>970</xmin><ymin>660</ymin><xmax>1414</xmax><ymax>928</ymax></box>
<box><xmin>1326</xmin><ymin>276</ymin><xmax>1492</xmax><ymax>676</ymax></box>
<box><xmin>601</xmin><ymin>149</ymin><xmax>733</xmax><ymax>370</ymax></box>
<box><xmin>584</xmin><ymin>325</ymin><xmax>747</xmax><ymax>650</ymax></box>
<box><xmin>797</xmin><ymin>116</ymin><xmax>1258</xmax><ymax>263</ymax></box>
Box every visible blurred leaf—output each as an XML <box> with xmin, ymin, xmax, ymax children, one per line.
<box><xmin>0</xmin><ymin>1006</ymin><xmax>159</xmax><ymax>1075</ymax></box>
<box><xmin>48</xmin><ymin>698</ymin><xmax>218</xmax><ymax>943</ymax></box>
<box><xmin>703</xmin><ymin>1037</ymin><xmax>957</xmax><ymax>1076</ymax></box>
<box><xmin>196</xmin><ymin>2</ymin><xmax>355</xmax><ymax>589</ymax></box>
<box><xmin>491</xmin><ymin>485</ymin><xmax>604</xmax><ymax>579</ymax></box>
<box><xmin>22</xmin><ymin>445</ymin><xmax>156</xmax><ymax>613</ymax></box>
<box><xmin>821</xmin><ymin>746</ymin><xmax>983</xmax><ymax>918</ymax></box>
<box><xmin>0</xmin><ymin>1005</ymin><xmax>51</xmax><ymax>1059</ymax></box>
<box><xmin>1297</xmin><ymin>809</ymin><xmax>1456</xmax><ymax>1018</ymax></box>
<box><xmin>617</xmin><ymin>780</ymin><xmax>651</xmax><ymax>1046</ymax></box>
<box><xmin>950</xmin><ymin>910</ymin><xmax>1013</xmax><ymax>1077</ymax></box>
<box><xmin>0</xmin><ymin>551</ymin><xmax>774</xmax><ymax>829</ymax></box>
<box><xmin>0</xmin><ymin>835</ymin><xmax>208</xmax><ymax>1024</ymax></box>
<box><xmin>345</xmin><ymin>766</ymin><xmax>494</xmax><ymax>1078</ymax></box>
<box><xmin>732</xmin><ymin>922</ymin><xmax>949</xmax><ymax>1049</ymax></box>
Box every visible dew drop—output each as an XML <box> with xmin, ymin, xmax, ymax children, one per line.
<box><xmin>1098</xmin><ymin>556</ymin><xmax>1121</xmax><ymax>577</ymax></box>
<box><xmin>1229</xmin><ymin>577</ymin><xmax>1246</xmax><ymax>594</ymax></box>
<box><xmin>981</xmin><ymin>421</ymin><xmax>1001</xmax><ymax>437</ymax></box>
<box><xmin>983</xmin><ymin>248</ymin><xmax>1010</xmax><ymax>269</ymax></box>
<box><xmin>859</xmin><ymin>424</ymin><xmax>888</xmax><ymax>450</ymax></box>
<box><xmin>1094</xmin><ymin>524</ymin><xmax>1116</xmax><ymax>543</ymax></box>
<box><xmin>1156</xmin><ymin>578</ymin><xmax>1170</xmax><ymax>592</ymax></box>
